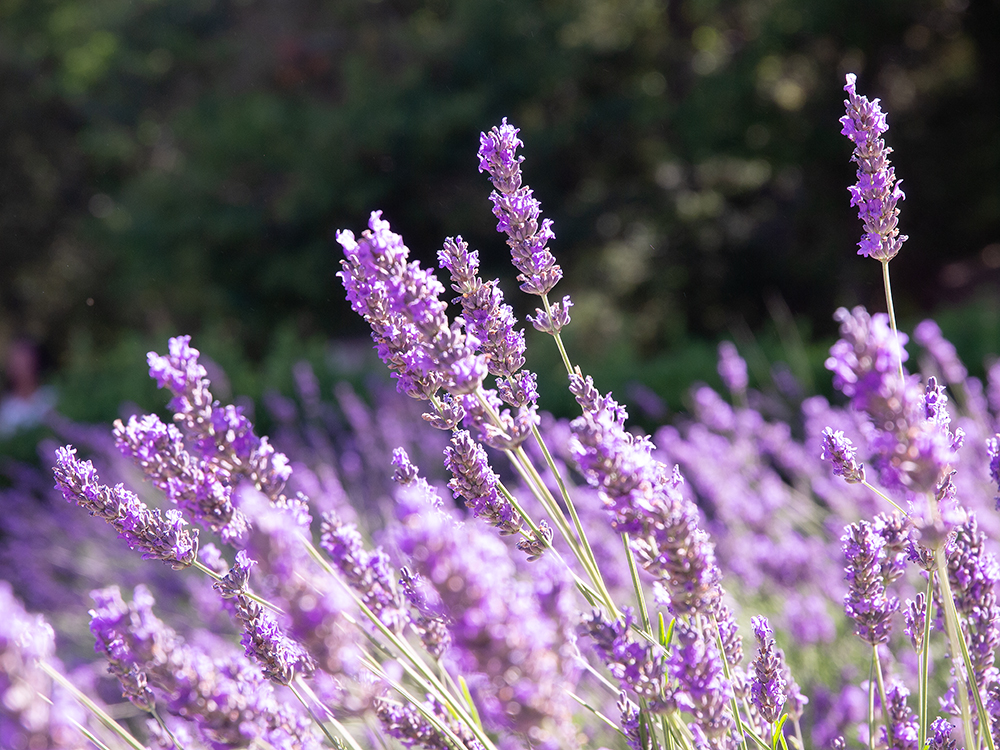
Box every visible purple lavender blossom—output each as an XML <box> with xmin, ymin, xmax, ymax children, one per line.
<box><xmin>376</xmin><ymin>693</ymin><xmax>486</xmax><ymax>750</ymax></box>
<box><xmin>914</xmin><ymin>320</ymin><xmax>968</xmax><ymax>385</ymax></box>
<box><xmin>581</xmin><ymin>609</ymin><xmax>668</xmax><ymax>704</ymax></box>
<box><xmin>528</xmin><ymin>295</ymin><xmax>573</xmax><ymax>335</ymax></box>
<box><xmin>820</xmin><ymin>427</ymin><xmax>866</xmax><ymax>484</ymax></box>
<box><xmin>927</xmin><ymin>717</ymin><xmax>956</xmax><ymax>750</ymax></box>
<box><xmin>89</xmin><ymin>584</ymin><xmax>322</xmax><ymax>748</ymax></box>
<box><xmin>213</xmin><ymin>550</ymin><xmax>316</xmax><ymax>684</ymax></box>
<box><xmin>945</xmin><ymin>514</ymin><xmax>1000</xmax><ymax>697</ymax></box>
<box><xmin>842</xmin><ymin>520</ymin><xmax>899</xmax><ymax>645</ymax></box>
<box><xmin>392</xmin><ymin>451</ymin><xmax>580</xmax><ymax>749</ymax></box>
<box><xmin>477</xmin><ymin>118</ymin><xmax>563</xmax><ymax>297</ymax></box>
<box><xmin>717</xmin><ymin>341</ymin><xmax>748</xmax><ymax>394</ymax></box>
<box><xmin>749</xmin><ymin>615</ymin><xmax>786</xmax><ymax>724</ymax></box>
<box><xmin>460</xmin><ymin>386</ymin><xmax>538</xmax><ymax>451</ymax></box>
<box><xmin>666</xmin><ymin>620</ymin><xmax>737</xmax><ymax>750</ymax></box>
<box><xmin>987</xmin><ymin>435</ymin><xmax>1000</xmax><ymax>509</ymax></box>
<box><xmin>147</xmin><ymin>335</ymin><xmax>293</xmax><ymax>504</ymax></box>
<box><xmin>569</xmin><ymin>373</ymin><xmax>724</xmax><ymax>617</ymax></box>
<box><xmin>0</xmin><ymin>583</ymin><xmax>84</xmax><ymax>750</ymax></box>
<box><xmin>338</xmin><ymin>211</ymin><xmax>487</xmax><ymax>404</ymax></box>
<box><xmin>443</xmin><ymin>429</ymin><xmax>523</xmax><ymax>535</ymax></box>
<box><xmin>902</xmin><ymin>593</ymin><xmax>928</xmax><ymax>652</ymax></box>
<box><xmin>319</xmin><ymin>510</ymin><xmax>409</xmax><ymax>631</ymax></box>
<box><xmin>840</xmin><ymin>73</ymin><xmax>907</xmax><ymax>261</ymax></box>
<box><xmin>879</xmin><ymin>683</ymin><xmax>919</xmax><ymax>750</ymax></box>
<box><xmin>617</xmin><ymin>693</ymin><xmax>654</xmax><ymax>750</ymax></box>
<box><xmin>53</xmin><ymin>446</ymin><xmax>199</xmax><ymax>568</ymax></box>
<box><xmin>438</xmin><ymin>235</ymin><xmax>539</xmax><ymax>409</ymax></box>
<box><xmin>114</xmin><ymin>413</ymin><xmax>248</xmax><ymax>543</ymax></box>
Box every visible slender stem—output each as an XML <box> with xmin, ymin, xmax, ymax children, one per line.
<box><xmin>622</xmin><ymin>533</ymin><xmax>651</xmax><ymax>633</ymax></box>
<box><xmin>866</xmin><ymin>653</ymin><xmax>876</xmax><ymax>750</ymax></box>
<box><xmin>39</xmin><ymin>661</ymin><xmax>148</xmax><ymax>750</ymax></box>
<box><xmin>710</xmin><ymin>614</ymin><xmax>753</xmax><ymax>750</ymax></box>
<box><xmin>860</xmin><ymin>480</ymin><xmax>911</xmax><ymax>520</ymax></box>
<box><xmin>289</xmin><ymin>679</ymin><xmax>344</xmax><ymax>750</ymax></box>
<box><xmin>918</xmin><ymin>571</ymin><xmax>935</xmax><ymax>750</ymax></box>
<box><xmin>526</xmin><ymin>423</ymin><xmax>615</xmax><ymax>610</ymax></box>
<box><xmin>192</xmin><ymin>559</ymin><xmax>284</xmax><ymax>614</ymax></box>
<box><xmin>935</xmin><ymin>545</ymin><xmax>995</xmax><ymax>750</ymax></box>
<box><xmin>873</xmin><ymin>645</ymin><xmax>892</xmax><ymax>749</ymax></box>
<box><xmin>881</xmin><ymin>260</ymin><xmax>905</xmax><ymax>384</ymax></box>
<box><xmin>294</xmin><ymin>678</ymin><xmax>368</xmax><ymax>750</ymax></box>
<box><xmin>541</xmin><ymin>293</ymin><xmax>573</xmax><ymax>375</ymax></box>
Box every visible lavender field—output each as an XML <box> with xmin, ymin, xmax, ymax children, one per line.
<box><xmin>3</xmin><ymin>75</ymin><xmax>1000</xmax><ymax>750</ymax></box>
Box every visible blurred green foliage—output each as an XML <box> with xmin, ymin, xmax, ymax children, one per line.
<box><xmin>1</xmin><ymin>0</ymin><xmax>998</xmax><ymax>423</ymax></box>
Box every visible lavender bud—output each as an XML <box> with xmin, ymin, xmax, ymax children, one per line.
<box><xmin>517</xmin><ymin>520</ymin><xmax>554</xmax><ymax>562</ymax></box>
<box><xmin>927</xmin><ymin>717</ymin><xmax>956</xmax><ymax>750</ymax></box>
<box><xmin>528</xmin><ymin>295</ymin><xmax>573</xmax><ymax>334</ymax></box>
<box><xmin>902</xmin><ymin>594</ymin><xmax>928</xmax><ymax>652</ymax></box>
<box><xmin>820</xmin><ymin>427</ymin><xmax>866</xmax><ymax>484</ymax></box>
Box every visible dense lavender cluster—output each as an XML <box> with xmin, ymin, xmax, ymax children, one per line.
<box><xmin>4</xmin><ymin>74</ymin><xmax>1000</xmax><ymax>750</ymax></box>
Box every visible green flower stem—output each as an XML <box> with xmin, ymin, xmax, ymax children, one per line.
<box><xmin>860</xmin><ymin>480</ymin><xmax>911</xmax><ymax>520</ymax></box>
<box><xmin>881</xmin><ymin>260</ymin><xmax>905</xmax><ymax>384</ymax></box>
<box><xmin>918</xmin><ymin>570</ymin><xmax>935</xmax><ymax>750</ymax></box>
<box><xmin>872</xmin><ymin>644</ymin><xmax>891</xmax><ymax>749</ymax></box>
<box><xmin>709</xmin><ymin>613</ymin><xmax>754</xmax><ymax>750</ymax></box>
<box><xmin>289</xmin><ymin>679</ymin><xmax>349</xmax><ymax>750</ymax></box>
<box><xmin>934</xmin><ymin>544</ymin><xmax>995</xmax><ymax>750</ymax></box>
<box><xmin>294</xmin><ymin>677</ymin><xmax>368</xmax><ymax>750</ymax></box>
<box><xmin>526</xmin><ymin>421</ymin><xmax>617</xmax><ymax>613</ymax></box>
<box><xmin>38</xmin><ymin>661</ymin><xmax>148</xmax><ymax>750</ymax></box>
<box><xmin>541</xmin><ymin>293</ymin><xmax>573</xmax><ymax>375</ymax></box>
<box><xmin>622</xmin><ymin>533</ymin><xmax>652</xmax><ymax>634</ymax></box>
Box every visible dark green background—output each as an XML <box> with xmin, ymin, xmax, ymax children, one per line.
<box><xmin>2</xmin><ymin>0</ymin><xmax>998</xmax><ymax>425</ymax></box>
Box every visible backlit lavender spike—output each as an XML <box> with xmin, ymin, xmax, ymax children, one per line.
<box><xmin>667</xmin><ymin>620</ymin><xmax>737</xmax><ymax>750</ymax></box>
<box><xmin>820</xmin><ymin>427</ymin><xmax>866</xmax><ymax>484</ymax></box>
<box><xmin>582</xmin><ymin>609</ymin><xmax>668</xmax><ymax>704</ymax></box>
<box><xmin>114</xmin><ymin>413</ymin><xmax>248</xmax><ymax>543</ymax></box>
<box><xmin>443</xmin><ymin>429</ymin><xmax>523</xmax><ymax>536</ymax></box>
<box><xmin>478</xmin><ymin>118</ymin><xmax>563</xmax><ymax>296</ymax></box>
<box><xmin>879</xmin><ymin>683</ymin><xmax>919</xmax><ymax>750</ymax></box>
<box><xmin>927</xmin><ymin>718</ymin><xmax>957</xmax><ymax>750</ymax></box>
<box><xmin>147</xmin><ymin>335</ymin><xmax>293</xmax><ymax>504</ymax></box>
<box><xmin>749</xmin><ymin>615</ymin><xmax>786</xmax><ymax>724</ymax></box>
<box><xmin>338</xmin><ymin>211</ymin><xmax>487</xmax><ymax>403</ymax></box>
<box><xmin>840</xmin><ymin>74</ymin><xmax>907</xmax><ymax>261</ymax></box>
<box><xmin>842</xmin><ymin>520</ymin><xmax>898</xmax><ymax>645</ymax></box>
<box><xmin>53</xmin><ymin>446</ymin><xmax>198</xmax><ymax>569</ymax></box>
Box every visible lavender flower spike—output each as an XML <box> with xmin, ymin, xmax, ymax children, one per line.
<box><xmin>478</xmin><ymin>118</ymin><xmax>563</xmax><ymax>296</ymax></box>
<box><xmin>842</xmin><ymin>520</ymin><xmax>898</xmax><ymax>645</ymax></box>
<box><xmin>820</xmin><ymin>427</ymin><xmax>866</xmax><ymax>484</ymax></box>
<box><xmin>840</xmin><ymin>73</ymin><xmax>907</xmax><ymax>261</ymax></box>
<box><xmin>749</xmin><ymin>615</ymin><xmax>786</xmax><ymax>724</ymax></box>
<box><xmin>443</xmin><ymin>429</ymin><xmax>523</xmax><ymax>536</ymax></box>
<box><xmin>53</xmin><ymin>445</ymin><xmax>198</xmax><ymax>568</ymax></box>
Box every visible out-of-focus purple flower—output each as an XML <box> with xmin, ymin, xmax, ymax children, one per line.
<box><xmin>842</xmin><ymin>520</ymin><xmax>899</xmax><ymax>645</ymax></box>
<box><xmin>89</xmin><ymin>584</ymin><xmax>322</xmax><ymax>748</ymax></box>
<box><xmin>114</xmin><ymin>413</ymin><xmax>248</xmax><ymax>543</ymax></box>
<box><xmin>749</xmin><ymin>615</ymin><xmax>786</xmax><ymax>724</ymax></box>
<box><xmin>338</xmin><ymin>211</ymin><xmax>487</xmax><ymax>403</ymax></box>
<box><xmin>569</xmin><ymin>373</ymin><xmax>723</xmax><ymax>617</ymax></box>
<box><xmin>478</xmin><ymin>118</ymin><xmax>563</xmax><ymax>297</ymax></box>
<box><xmin>820</xmin><ymin>427</ymin><xmax>866</xmax><ymax>484</ymax></box>
<box><xmin>392</xmin><ymin>452</ymin><xmax>580</xmax><ymax>749</ymax></box>
<box><xmin>914</xmin><ymin>320</ymin><xmax>968</xmax><ymax>385</ymax></box>
<box><xmin>840</xmin><ymin>73</ymin><xmax>907</xmax><ymax>261</ymax></box>
<box><xmin>398</xmin><ymin>567</ymin><xmax>452</xmax><ymax>660</ymax></box>
<box><xmin>987</xmin><ymin>435</ymin><xmax>1000</xmax><ymax>509</ymax></box>
<box><xmin>581</xmin><ymin>609</ymin><xmax>667</xmax><ymax>704</ymax></box>
<box><xmin>617</xmin><ymin>693</ymin><xmax>655</xmax><ymax>750</ymax></box>
<box><xmin>927</xmin><ymin>717</ymin><xmax>956</xmax><ymax>750</ymax></box>
<box><xmin>53</xmin><ymin>446</ymin><xmax>199</xmax><ymax>568</ymax></box>
<box><xmin>443</xmin><ymin>429</ymin><xmax>523</xmax><ymax>536</ymax></box>
<box><xmin>0</xmin><ymin>583</ymin><xmax>84</xmax><ymax>750</ymax></box>
<box><xmin>945</xmin><ymin>514</ymin><xmax>1000</xmax><ymax>697</ymax></box>
<box><xmin>879</xmin><ymin>683</ymin><xmax>919</xmax><ymax>750</ymax></box>
<box><xmin>826</xmin><ymin>307</ymin><xmax>961</xmax><ymax>501</ymax></box>
<box><xmin>320</xmin><ymin>510</ymin><xmax>409</xmax><ymax>632</ymax></box>
<box><xmin>717</xmin><ymin>342</ymin><xmax>748</xmax><ymax>394</ymax></box>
